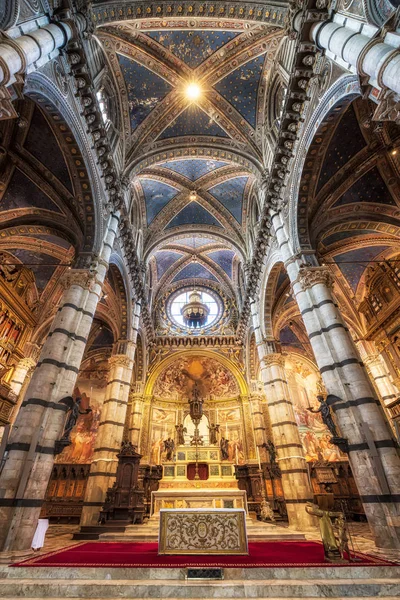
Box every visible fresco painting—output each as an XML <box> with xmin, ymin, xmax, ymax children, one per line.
<box><xmin>55</xmin><ymin>374</ymin><xmax>108</xmax><ymax>464</ymax></box>
<box><xmin>153</xmin><ymin>356</ymin><xmax>239</xmax><ymax>399</ymax></box>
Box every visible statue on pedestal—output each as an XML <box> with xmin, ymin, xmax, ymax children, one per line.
<box><xmin>208</xmin><ymin>423</ymin><xmax>220</xmax><ymax>445</ymax></box>
<box><xmin>305</xmin><ymin>502</ymin><xmax>342</xmax><ymax>561</ymax></box>
<box><xmin>260</xmin><ymin>499</ymin><xmax>275</xmax><ymax>523</ymax></box>
<box><xmin>220</xmin><ymin>436</ymin><xmax>229</xmax><ymax>460</ymax></box>
<box><xmin>175</xmin><ymin>424</ymin><xmax>187</xmax><ymax>446</ymax></box>
<box><xmin>164</xmin><ymin>437</ymin><xmax>175</xmax><ymax>461</ymax></box>
<box><xmin>55</xmin><ymin>396</ymin><xmax>92</xmax><ymax>454</ymax></box>
<box><xmin>307</xmin><ymin>395</ymin><xmax>338</xmax><ymax>438</ymax></box>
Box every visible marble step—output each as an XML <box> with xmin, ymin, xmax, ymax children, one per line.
<box><xmin>0</xmin><ymin>577</ymin><xmax>400</xmax><ymax>598</ymax></box>
<box><xmin>5</xmin><ymin>598</ymin><xmax>400</xmax><ymax>600</ymax></box>
<box><xmin>2</xmin><ymin>565</ymin><xmax>400</xmax><ymax>580</ymax></box>
<box><xmin>100</xmin><ymin>521</ymin><xmax>305</xmax><ymax>541</ymax></box>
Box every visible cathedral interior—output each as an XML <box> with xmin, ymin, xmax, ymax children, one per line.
<box><xmin>0</xmin><ymin>0</ymin><xmax>400</xmax><ymax>596</ymax></box>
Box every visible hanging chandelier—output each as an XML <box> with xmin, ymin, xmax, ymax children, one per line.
<box><xmin>181</xmin><ymin>290</ymin><xmax>210</xmax><ymax>328</ymax></box>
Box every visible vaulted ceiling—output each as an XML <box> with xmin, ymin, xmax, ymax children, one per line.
<box><xmin>98</xmin><ymin>20</ymin><xmax>284</xmax><ymax>301</ymax></box>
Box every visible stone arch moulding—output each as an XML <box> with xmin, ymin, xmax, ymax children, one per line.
<box><xmin>256</xmin><ymin>248</ymin><xmax>283</xmax><ymax>340</ymax></box>
<box><xmin>92</xmin><ymin>2</ymin><xmax>288</xmax><ymax>30</ymax></box>
<box><xmin>144</xmin><ymin>349</ymin><xmax>248</xmax><ymax>397</ymax></box>
<box><xmin>289</xmin><ymin>74</ymin><xmax>361</xmax><ymax>254</ymax></box>
<box><xmin>23</xmin><ymin>71</ymin><xmax>106</xmax><ymax>258</ymax></box>
<box><xmin>109</xmin><ymin>253</ymin><xmax>133</xmax><ymax>341</ymax></box>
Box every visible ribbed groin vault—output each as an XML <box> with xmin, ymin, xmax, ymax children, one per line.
<box><xmin>0</xmin><ymin>0</ymin><xmax>399</xmax><ymax>588</ymax></box>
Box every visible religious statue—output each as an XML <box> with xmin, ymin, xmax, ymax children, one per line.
<box><xmin>164</xmin><ymin>437</ymin><xmax>175</xmax><ymax>461</ymax></box>
<box><xmin>305</xmin><ymin>502</ymin><xmax>342</xmax><ymax>560</ymax></box>
<box><xmin>220</xmin><ymin>436</ymin><xmax>229</xmax><ymax>460</ymax></box>
<box><xmin>120</xmin><ymin>440</ymin><xmax>137</xmax><ymax>456</ymax></box>
<box><xmin>175</xmin><ymin>424</ymin><xmax>187</xmax><ymax>446</ymax></box>
<box><xmin>260</xmin><ymin>499</ymin><xmax>275</xmax><ymax>523</ymax></box>
<box><xmin>59</xmin><ymin>397</ymin><xmax>92</xmax><ymax>445</ymax></box>
<box><xmin>307</xmin><ymin>395</ymin><xmax>339</xmax><ymax>438</ymax></box>
<box><xmin>334</xmin><ymin>513</ymin><xmax>350</xmax><ymax>559</ymax></box>
<box><xmin>265</xmin><ymin>439</ymin><xmax>277</xmax><ymax>464</ymax></box>
<box><xmin>208</xmin><ymin>423</ymin><xmax>220</xmax><ymax>445</ymax></box>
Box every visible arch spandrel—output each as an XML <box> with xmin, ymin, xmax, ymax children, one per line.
<box><xmin>144</xmin><ymin>349</ymin><xmax>248</xmax><ymax>397</ymax></box>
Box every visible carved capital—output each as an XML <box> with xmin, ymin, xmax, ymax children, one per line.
<box><xmin>109</xmin><ymin>354</ymin><xmax>133</xmax><ymax>370</ymax></box>
<box><xmin>60</xmin><ymin>269</ymin><xmax>98</xmax><ymax>292</ymax></box>
<box><xmin>297</xmin><ymin>266</ymin><xmax>335</xmax><ymax>291</ymax></box>
<box><xmin>17</xmin><ymin>357</ymin><xmax>36</xmax><ymax>372</ymax></box>
<box><xmin>372</xmin><ymin>90</ymin><xmax>400</xmax><ymax>126</ymax></box>
<box><xmin>261</xmin><ymin>353</ymin><xmax>285</xmax><ymax>369</ymax></box>
<box><xmin>0</xmin><ymin>86</ymin><xmax>18</xmax><ymax>121</ymax></box>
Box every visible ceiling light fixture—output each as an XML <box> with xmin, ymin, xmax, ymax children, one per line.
<box><xmin>186</xmin><ymin>82</ymin><xmax>201</xmax><ymax>101</ymax></box>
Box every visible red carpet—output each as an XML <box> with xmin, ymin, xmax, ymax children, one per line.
<box><xmin>13</xmin><ymin>541</ymin><xmax>395</xmax><ymax>568</ymax></box>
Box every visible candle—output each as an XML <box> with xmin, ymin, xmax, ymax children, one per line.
<box><xmin>235</xmin><ymin>445</ymin><xmax>239</xmax><ymax>465</ymax></box>
<box><xmin>158</xmin><ymin>443</ymin><xmax>161</xmax><ymax>465</ymax></box>
<box><xmin>256</xmin><ymin>446</ymin><xmax>261</xmax><ymax>470</ymax></box>
<box><xmin>216</xmin><ymin>408</ymin><xmax>219</xmax><ymax>424</ymax></box>
<box><xmin>226</xmin><ymin>424</ymin><xmax>228</xmax><ymax>438</ymax></box>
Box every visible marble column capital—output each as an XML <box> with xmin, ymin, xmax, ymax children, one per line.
<box><xmin>109</xmin><ymin>354</ymin><xmax>133</xmax><ymax>369</ymax></box>
<box><xmin>261</xmin><ymin>353</ymin><xmax>285</xmax><ymax>368</ymax></box>
<box><xmin>17</xmin><ymin>357</ymin><xmax>36</xmax><ymax>371</ymax></box>
<box><xmin>363</xmin><ymin>354</ymin><xmax>382</xmax><ymax>367</ymax></box>
<box><xmin>60</xmin><ymin>269</ymin><xmax>98</xmax><ymax>292</ymax></box>
<box><xmin>297</xmin><ymin>266</ymin><xmax>335</xmax><ymax>291</ymax></box>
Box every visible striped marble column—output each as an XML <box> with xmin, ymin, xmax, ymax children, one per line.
<box><xmin>258</xmin><ymin>347</ymin><xmax>315</xmax><ymax>530</ymax></box>
<box><xmin>0</xmin><ymin>213</ymin><xmax>120</xmax><ymax>551</ymax></box>
<box><xmin>80</xmin><ymin>342</ymin><xmax>136</xmax><ymax>527</ymax></box>
<box><xmin>129</xmin><ymin>390</ymin><xmax>144</xmax><ymax>449</ymax></box>
<box><xmin>361</xmin><ymin>350</ymin><xmax>399</xmax><ymax>408</ymax></box>
<box><xmin>272</xmin><ymin>211</ymin><xmax>400</xmax><ymax>548</ymax></box>
<box><xmin>9</xmin><ymin>358</ymin><xmax>36</xmax><ymax>400</ymax></box>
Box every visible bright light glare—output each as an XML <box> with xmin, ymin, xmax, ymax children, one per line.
<box><xmin>186</xmin><ymin>83</ymin><xmax>201</xmax><ymax>101</ymax></box>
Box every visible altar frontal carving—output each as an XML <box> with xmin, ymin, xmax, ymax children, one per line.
<box><xmin>158</xmin><ymin>508</ymin><xmax>248</xmax><ymax>555</ymax></box>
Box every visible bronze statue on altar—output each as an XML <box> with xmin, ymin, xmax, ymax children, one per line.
<box><xmin>220</xmin><ymin>436</ymin><xmax>229</xmax><ymax>460</ymax></box>
<box><xmin>208</xmin><ymin>423</ymin><xmax>220</xmax><ymax>445</ymax></box>
<box><xmin>164</xmin><ymin>437</ymin><xmax>175</xmax><ymax>461</ymax></box>
<box><xmin>175</xmin><ymin>424</ymin><xmax>187</xmax><ymax>446</ymax></box>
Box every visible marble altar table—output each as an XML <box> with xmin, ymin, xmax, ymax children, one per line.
<box><xmin>158</xmin><ymin>508</ymin><xmax>248</xmax><ymax>555</ymax></box>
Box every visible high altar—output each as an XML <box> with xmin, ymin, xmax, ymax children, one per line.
<box><xmin>135</xmin><ymin>353</ymin><xmax>258</xmax><ymax>515</ymax></box>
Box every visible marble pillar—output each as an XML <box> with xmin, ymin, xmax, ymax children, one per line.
<box><xmin>361</xmin><ymin>348</ymin><xmax>399</xmax><ymax>408</ymax></box>
<box><xmin>257</xmin><ymin>347</ymin><xmax>315</xmax><ymax>530</ymax></box>
<box><xmin>129</xmin><ymin>392</ymin><xmax>144</xmax><ymax>450</ymax></box>
<box><xmin>240</xmin><ymin>396</ymin><xmax>258</xmax><ymax>462</ymax></box>
<box><xmin>9</xmin><ymin>358</ymin><xmax>36</xmax><ymax>400</ymax></box>
<box><xmin>139</xmin><ymin>397</ymin><xmax>152</xmax><ymax>464</ymax></box>
<box><xmin>0</xmin><ymin>213</ymin><xmax>120</xmax><ymax>551</ymax></box>
<box><xmin>272</xmin><ymin>211</ymin><xmax>400</xmax><ymax>548</ymax></box>
<box><xmin>311</xmin><ymin>17</ymin><xmax>400</xmax><ymax>96</ymax></box>
<box><xmin>80</xmin><ymin>344</ymin><xmax>136</xmax><ymax>527</ymax></box>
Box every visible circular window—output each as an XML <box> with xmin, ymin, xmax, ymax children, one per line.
<box><xmin>167</xmin><ymin>288</ymin><xmax>222</xmax><ymax>331</ymax></box>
